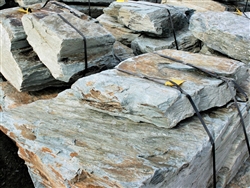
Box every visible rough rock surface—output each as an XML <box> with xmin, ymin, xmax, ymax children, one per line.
<box><xmin>113</xmin><ymin>41</ymin><xmax>135</xmax><ymax>62</ymax></box>
<box><xmin>189</xmin><ymin>11</ymin><xmax>250</xmax><ymax>64</ymax></box>
<box><xmin>103</xmin><ymin>1</ymin><xmax>191</xmax><ymax>38</ymax></box>
<box><xmin>97</xmin><ymin>14</ymin><xmax>140</xmax><ymax>46</ymax></box>
<box><xmin>162</xmin><ymin>0</ymin><xmax>225</xmax><ymax>12</ymax></box>
<box><xmin>15</xmin><ymin>0</ymin><xmax>115</xmax><ymax>6</ymax></box>
<box><xmin>73</xmin><ymin>49</ymin><xmax>248</xmax><ymax>128</ymax></box>
<box><xmin>69</xmin><ymin>5</ymin><xmax>105</xmax><ymax>18</ymax></box>
<box><xmin>22</xmin><ymin>1</ymin><xmax>116</xmax><ymax>82</ymax></box>
<box><xmin>131</xmin><ymin>28</ymin><xmax>200</xmax><ymax>54</ymax></box>
<box><xmin>0</xmin><ymin>7</ymin><xmax>66</xmax><ymax>91</ymax></box>
<box><xmin>0</xmin><ymin>0</ymin><xmax>5</xmax><ymax>7</ymax></box>
<box><xmin>0</xmin><ymin>80</ymin><xmax>65</xmax><ymax>110</ymax></box>
<box><xmin>0</xmin><ymin>75</ymin><xmax>249</xmax><ymax>187</ymax></box>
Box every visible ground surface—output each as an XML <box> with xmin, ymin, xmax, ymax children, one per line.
<box><xmin>0</xmin><ymin>131</ymin><xmax>34</xmax><ymax>188</ymax></box>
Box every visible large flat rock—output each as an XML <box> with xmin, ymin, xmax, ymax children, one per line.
<box><xmin>103</xmin><ymin>1</ymin><xmax>191</xmax><ymax>37</ymax></box>
<box><xmin>189</xmin><ymin>11</ymin><xmax>250</xmax><ymax>64</ymax></box>
<box><xmin>0</xmin><ymin>7</ymin><xmax>66</xmax><ymax>92</ymax></box>
<box><xmin>0</xmin><ymin>84</ymin><xmax>249</xmax><ymax>187</ymax></box>
<box><xmin>72</xmin><ymin>49</ymin><xmax>248</xmax><ymax>128</ymax></box>
<box><xmin>22</xmin><ymin>1</ymin><xmax>116</xmax><ymax>82</ymax></box>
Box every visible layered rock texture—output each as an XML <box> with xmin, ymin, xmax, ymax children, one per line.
<box><xmin>0</xmin><ymin>7</ymin><xmax>65</xmax><ymax>92</ymax></box>
<box><xmin>0</xmin><ymin>49</ymin><xmax>249</xmax><ymax>187</ymax></box>
<box><xmin>22</xmin><ymin>1</ymin><xmax>116</xmax><ymax>82</ymax></box>
<box><xmin>189</xmin><ymin>11</ymin><xmax>250</xmax><ymax>64</ymax></box>
<box><xmin>1</xmin><ymin>1</ymin><xmax>250</xmax><ymax>187</ymax></box>
<box><xmin>162</xmin><ymin>0</ymin><xmax>225</xmax><ymax>12</ymax></box>
<box><xmin>98</xmin><ymin>1</ymin><xmax>199</xmax><ymax>55</ymax></box>
<box><xmin>74</xmin><ymin>49</ymin><xmax>248</xmax><ymax>128</ymax></box>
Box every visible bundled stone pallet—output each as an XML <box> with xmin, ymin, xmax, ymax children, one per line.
<box><xmin>0</xmin><ymin>6</ymin><xmax>66</xmax><ymax>91</ymax></box>
<box><xmin>0</xmin><ymin>49</ymin><xmax>249</xmax><ymax>187</ymax></box>
<box><xmin>0</xmin><ymin>1</ymin><xmax>117</xmax><ymax>91</ymax></box>
<box><xmin>97</xmin><ymin>1</ymin><xmax>201</xmax><ymax>55</ymax></box>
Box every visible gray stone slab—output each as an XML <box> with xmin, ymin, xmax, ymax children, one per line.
<box><xmin>189</xmin><ymin>11</ymin><xmax>250</xmax><ymax>64</ymax></box>
<box><xmin>131</xmin><ymin>28</ymin><xmax>200</xmax><ymax>55</ymax></box>
<box><xmin>0</xmin><ymin>85</ymin><xmax>249</xmax><ymax>187</ymax></box>
<box><xmin>0</xmin><ymin>7</ymin><xmax>66</xmax><ymax>92</ymax></box>
<box><xmin>22</xmin><ymin>1</ymin><xmax>116</xmax><ymax>82</ymax></box>
<box><xmin>72</xmin><ymin>49</ymin><xmax>248</xmax><ymax>128</ymax></box>
<box><xmin>104</xmin><ymin>1</ymin><xmax>191</xmax><ymax>37</ymax></box>
<box><xmin>97</xmin><ymin>14</ymin><xmax>140</xmax><ymax>46</ymax></box>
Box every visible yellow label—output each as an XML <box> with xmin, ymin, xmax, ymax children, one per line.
<box><xmin>165</xmin><ymin>79</ymin><xmax>185</xmax><ymax>86</ymax></box>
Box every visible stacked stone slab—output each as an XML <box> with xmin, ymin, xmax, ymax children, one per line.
<box><xmin>14</xmin><ymin>0</ymin><xmax>115</xmax><ymax>18</ymax></box>
<box><xmin>189</xmin><ymin>11</ymin><xmax>250</xmax><ymax>64</ymax></box>
<box><xmin>0</xmin><ymin>7</ymin><xmax>65</xmax><ymax>91</ymax></box>
<box><xmin>97</xmin><ymin>1</ymin><xmax>200</xmax><ymax>54</ymax></box>
<box><xmin>74</xmin><ymin>49</ymin><xmax>248</xmax><ymax>128</ymax></box>
<box><xmin>0</xmin><ymin>50</ymin><xmax>249</xmax><ymax>187</ymax></box>
<box><xmin>21</xmin><ymin>1</ymin><xmax>116</xmax><ymax>82</ymax></box>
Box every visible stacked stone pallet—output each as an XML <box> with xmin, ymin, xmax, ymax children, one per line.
<box><xmin>0</xmin><ymin>49</ymin><xmax>249</xmax><ymax>187</ymax></box>
<box><xmin>97</xmin><ymin>1</ymin><xmax>201</xmax><ymax>55</ymax></box>
<box><xmin>0</xmin><ymin>1</ymin><xmax>116</xmax><ymax>91</ymax></box>
<box><xmin>0</xmin><ymin>1</ymin><xmax>250</xmax><ymax>187</ymax></box>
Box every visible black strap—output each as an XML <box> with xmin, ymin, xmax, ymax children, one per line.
<box><xmin>244</xmin><ymin>0</ymin><xmax>249</xmax><ymax>12</ymax></box>
<box><xmin>88</xmin><ymin>0</ymin><xmax>91</xmax><ymax>17</ymax></box>
<box><xmin>155</xmin><ymin>52</ymin><xmax>250</xmax><ymax>157</ymax></box>
<box><xmin>116</xmin><ymin>67</ymin><xmax>217</xmax><ymax>187</ymax></box>
<box><xmin>130</xmin><ymin>2</ymin><xmax>179</xmax><ymax>50</ymax></box>
<box><xmin>57</xmin><ymin>14</ymin><xmax>88</xmax><ymax>75</ymax></box>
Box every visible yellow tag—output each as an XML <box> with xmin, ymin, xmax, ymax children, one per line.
<box><xmin>234</xmin><ymin>8</ymin><xmax>243</xmax><ymax>16</ymax></box>
<box><xmin>117</xmin><ymin>0</ymin><xmax>128</xmax><ymax>2</ymax></box>
<box><xmin>165</xmin><ymin>79</ymin><xmax>185</xmax><ymax>86</ymax></box>
<box><xmin>18</xmin><ymin>7</ymin><xmax>32</xmax><ymax>14</ymax></box>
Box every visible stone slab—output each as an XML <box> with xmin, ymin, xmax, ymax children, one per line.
<box><xmin>161</xmin><ymin>0</ymin><xmax>225</xmax><ymax>12</ymax></box>
<box><xmin>103</xmin><ymin>1</ymin><xmax>191</xmax><ymax>37</ymax></box>
<box><xmin>0</xmin><ymin>85</ymin><xmax>249</xmax><ymax>187</ymax></box>
<box><xmin>22</xmin><ymin>1</ymin><xmax>116</xmax><ymax>82</ymax></box>
<box><xmin>131</xmin><ymin>28</ymin><xmax>200</xmax><ymax>55</ymax></box>
<box><xmin>0</xmin><ymin>7</ymin><xmax>67</xmax><ymax>92</ymax></box>
<box><xmin>15</xmin><ymin>0</ymin><xmax>115</xmax><ymax>6</ymax></box>
<box><xmin>72</xmin><ymin>49</ymin><xmax>248</xmax><ymax>128</ymax></box>
<box><xmin>97</xmin><ymin>14</ymin><xmax>140</xmax><ymax>46</ymax></box>
<box><xmin>189</xmin><ymin>11</ymin><xmax>250</xmax><ymax>64</ymax></box>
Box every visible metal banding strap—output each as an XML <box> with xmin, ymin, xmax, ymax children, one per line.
<box><xmin>116</xmin><ymin>67</ymin><xmax>217</xmax><ymax>188</ymax></box>
<box><xmin>57</xmin><ymin>14</ymin><xmax>88</xmax><ymax>75</ymax></box>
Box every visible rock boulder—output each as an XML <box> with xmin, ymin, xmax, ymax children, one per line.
<box><xmin>189</xmin><ymin>11</ymin><xmax>250</xmax><ymax>64</ymax></box>
<box><xmin>22</xmin><ymin>1</ymin><xmax>116</xmax><ymax>82</ymax></box>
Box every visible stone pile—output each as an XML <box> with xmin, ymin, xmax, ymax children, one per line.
<box><xmin>0</xmin><ymin>1</ymin><xmax>250</xmax><ymax>188</ymax></box>
<box><xmin>0</xmin><ymin>6</ymin><xmax>66</xmax><ymax>92</ymax></box>
<box><xmin>0</xmin><ymin>1</ymin><xmax>117</xmax><ymax>91</ymax></box>
<box><xmin>0</xmin><ymin>49</ymin><xmax>249</xmax><ymax>187</ymax></box>
<box><xmin>97</xmin><ymin>1</ymin><xmax>201</xmax><ymax>54</ymax></box>
<box><xmin>14</xmin><ymin>0</ymin><xmax>114</xmax><ymax>18</ymax></box>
